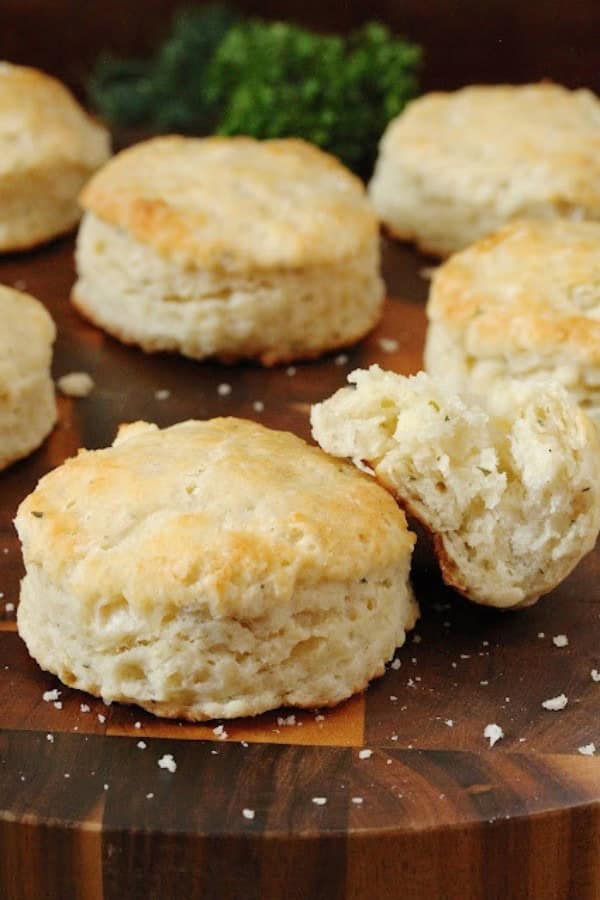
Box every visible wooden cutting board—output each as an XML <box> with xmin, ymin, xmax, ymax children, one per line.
<box><xmin>0</xmin><ymin>236</ymin><xmax>598</xmax><ymax>900</ymax></box>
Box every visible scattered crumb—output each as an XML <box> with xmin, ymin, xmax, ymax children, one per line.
<box><xmin>537</xmin><ymin>632</ymin><xmax>545</xmax><ymax>639</ymax></box>
<box><xmin>213</xmin><ymin>724</ymin><xmax>228</xmax><ymax>740</ymax></box>
<box><xmin>444</xmin><ymin>719</ymin><xmax>454</xmax><ymax>728</ymax></box>
<box><xmin>57</xmin><ymin>372</ymin><xmax>95</xmax><ymax>398</ymax></box>
<box><xmin>413</xmin><ymin>635</ymin><xmax>422</xmax><ymax>644</ymax></box>
<box><xmin>334</xmin><ymin>353</ymin><xmax>349</xmax><ymax>366</ymax></box>
<box><xmin>103</xmin><ymin>784</ymin><xmax>110</xmax><ymax>791</ymax></box>
<box><xmin>46</xmin><ymin>733</ymin><xmax>54</xmax><ymax>743</ymax></box>
<box><xmin>4</xmin><ymin>602</ymin><xmax>14</xmax><ymax>613</ymax></box>
<box><xmin>389</xmin><ymin>695</ymin><xmax>398</xmax><ymax>702</ymax></box>
<box><xmin>277</xmin><ymin>714</ymin><xmax>297</xmax><ymax>727</ymax></box>
<box><xmin>64</xmin><ymin>773</ymin><xmax>70</xmax><ymax>779</ymax></box>
<box><xmin>97</xmin><ymin>714</ymin><xmax>106</xmax><ymax>724</ymax></box>
<box><xmin>590</xmin><ymin>669</ymin><xmax>600</xmax><ymax>683</ymax></box>
<box><xmin>459</xmin><ymin>654</ymin><xmax>471</xmax><ymax>660</ymax></box>
<box><xmin>377</xmin><ymin>337</ymin><xmax>399</xmax><ymax>353</ymax></box>
<box><xmin>134</xmin><ymin>721</ymin><xmax>142</xmax><ymax>729</ymax></box>
<box><xmin>484</xmin><ymin>724</ymin><xmax>504</xmax><ymax>748</ymax></box>
<box><xmin>386</xmin><ymin>758</ymin><xmax>393</xmax><ymax>765</ymax></box>
<box><xmin>578</xmin><ymin>743</ymin><xmax>596</xmax><ymax>756</ymax></box>
<box><xmin>552</xmin><ymin>635</ymin><xmax>569</xmax><ymax>648</ymax></box>
<box><xmin>315</xmin><ymin>714</ymin><xmax>325</xmax><ymax>722</ymax></box>
<box><xmin>43</xmin><ymin>689</ymin><xmax>60</xmax><ymax>702</ymax></box>
<box><xmin>155</xmin><ymin>389</ymin><xmax>171</xmax><ymax>400</ymax></box>
<box><xmin>358</xmin><ymin>749</ymin><xmax>373</xmax><ymax>760</ymax></box>
<box><xmin>419</xmin><ymin>266</ymin><xmax>438</xmax><ymax>280</ymax></box>
<box><xmin>136</xmin><ymin>741</ymin><xmax>147</xmax><ymax>750</ymax></box>
<box><xmin>542</xmin><ymin>694</ymin><xmax>568</xmax><ymax>711</ymax></box>
<box><xmin>241</xmin><ymin>740</ymin><xmax>249</xmax><ymax>748</ymax></box>
<box><xmin>242</xmin><ymin>808</ymin><xmax>255</xmax><ymax>820</ymax></box>
<box><xmin>146</xmin><ymin>792</ymin><xmax>155</xmax><ymax>799</ymax></box>
<box><xmin>286</xmin><ymin>366</ymin><xmax>297</xmax><ymax>376</ymax></box>
<box><xmin>158</xmin><ymin>753</ymin><xmax>177</xmax><ymax>773</ymax></box>
<box><xmin>312</xmin><ymin>797</ymin><xmax>327</xmax><ymax>806</ymax></box>
<box><xmin>480</xmin><ymin>680</ymin><xmax>489</xmax><ymax>686</ymax></box>
<box><xmin>391</xmin><ymin>658</ymin><xmax>401</xmax><ymax>670</ymax></box>
<box><xmin>252</xmin><ymin>400</ymin><xmax>265</xmax><ymax>413</ymax></box>
<box><xmin>217</xmin><ymin>383</ymin><xmax>232</xmax><ymax>396</ymax></box>
<box><xmin>80</xmin><ymin>704</ymin><xmax>90</xmax><ymax>713</ymax></box>
<box><xmin>53</xmin><ymin>701</ymin><xmax>63</xmax><ymax>710</ymax></box>
<box><xmin>390</xmin><ymin>734</ymin><xmax>399</xmax><ymax>742</ymax></box>
<box><xmin>351</xmin><ymin>797</ymin><xmax>364</xmax><ymax>805</ymax></box>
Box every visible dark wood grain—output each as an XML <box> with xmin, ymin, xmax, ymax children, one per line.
<box><xmin>0</xmin><ymin>234</ymin><xmax>599</xmax><ymax>898</ymax></box>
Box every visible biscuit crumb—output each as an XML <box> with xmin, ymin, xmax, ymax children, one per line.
<box><xmin>213</xmin><ymin>724</ymin><xmax>228</xmax><ymax>740</ymax></box>
<box><xmin>542</xmin><ymin>694</ymin><xmax>568</xmax><ymax>711</ymax></box>
<box><xmin>4</xmin><ymin>602</ymin><xmax>14</xmax><ymax>613</ymax></box>
<box><xmin>358</xmin><ymin>749</ymin><xmax>373</xmax><ymax>759</ymax></box>
<box><xmin>155</xmin><ymin>389</ymin><xmax>171</xmax><ymax>400</ymax></box>
<box><xmin>590</xmin><ymin>669</ymin><xmax>600</xmax><ymax>682</ymax></box>
<box><xmin>552</xmin><ymin>634</ymin><xmax>569</xmax><ymax>647</ymax></box>
<box><xmin>286</xmin><ymin>366</ymin><xmax>297</xmax><ymax>376</ymax></box>
<box><xmin>158</xmin><ymin>753</ymin><xmax>177</xmax><ymax>773</ymax></box>
<box><xmin>217</xmin><ymin>383</ymin><xmax>232</xmax><ymax>396</ymax></box>
<box><xmin>484</xmin><ymin>723</ymin><xmax>504</xmax><ymax>747</ymax></box>
<box><xmin>57</xmin><ymin>372</ymin><xmax>95</xmax><ymax>398</ymax></box>
<box><xmin>351</xmin><ymin>797</ymin><xmax>364</xmax><ymax>805</ymax></box>
<box><xmin>146</xmin><ymin>792</ymin><xmax>155</xmax><ymax>799</ymax></box>
<box><xmin>43</xmin><ymin>689</ymin><xmax>60</xmax><ymax>702</ymax></box>
<box><xmin>80</xmin><ymin>704</ymin><xmax>90</xmax><ymax>713</ymax></box>
<box><xmin>377</xmin><ymin>337</ymin><xmax>399</xmax><ymax>353</ymax></box>
<box><xmin>46</xmin><ymin>733</ymin><xmax>54</xmax><ymax>743</ymax></box>
<box><xmin>137</xmin><ymin>741</ymin><xmax>147</xmax><ymax>749</ymax></box>
<box><xmin>578</xmin><ymin>743</ymin><xmax>596</xmax><ymax>756</ymax></box>
<box><xmin>242</xmin><ymin>808</ymin><xmax>255</xmax><ymax>820</ymax></box>
<box><xmin>390</xmin><ymin>658</ymin><xmax>401</xmax><ymax>670</ymax></box>
<box><xmin>252</xmin><ymin>400</ymin><xmax>265</xmax><ymax>412</ymax></box>
<box><xmin>312</xmin><ymin>797</ymin><xmax>327</xmax><ymax>806</ymax></box>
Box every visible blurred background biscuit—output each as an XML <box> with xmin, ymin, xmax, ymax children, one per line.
<box><xmin>425</xmin><ymin>219</ymin><xmax>600</xmax><ymax>426</ymax></box>
<box><xmin>73</xmin><ymin>136</ymin><xmax>384</xmax><ymax>365</ymax></box>
<box><xmin>369</xmin><ymin>83</ymin><xmax>600</xmax><ymax>257</ymax></box>
<box><xmin>0</xmin><ymin>284</ymin><xmax>56</xmax><ymax>469</ymax></box>
<box><xmin>0</xmin><ymin>62</ymin><xmax>110</xmax><ymax>252</ymax></box>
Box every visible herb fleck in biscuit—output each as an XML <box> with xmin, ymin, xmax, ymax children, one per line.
<box><xmin>0</xmin><ymin>285</ymin><xmax>56</xmax><ymax>469</ymax></box>
<box><xmin>369</xmin><ymin>83</ymin><xmax>600</xmax><ymax>257</ymax></box>
<box><xmin>73</xmin><ymin>136</ymin><xmax>384</xmax><ymax>365</ymax></box>
<box><xmin>0</xmin><ymin>63</ymin><xmax>110</xmax><ymax>252</ymax></box>
<box><xmin>312</xmin><ymin>367</ymin><xmax>600</xmax><ymax>609</ymax></box>
<box><xmin>16</xmin><ymin>418</ymin><xmax>417</xmax><ymax>720</ymax></box>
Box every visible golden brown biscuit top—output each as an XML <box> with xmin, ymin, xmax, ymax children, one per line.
<box><xmin>0</xmin><ymin>284</ymin><xmax>56</xmax><ymax>381</ymax></box>
<box><xmin>15</xmin><ymin>418</ymin><xmax>414</xmax><ymax>615</ymax></box>
<box><xmin>379</xmin><ymin>83</ymin><xmax>600</xmax><ymax>212</ymax></box>
<box><xmin>80</xmin><ymin>136</ymin><xmax>378</xmax><ymax>271</ymax></box>
<box><xmin>0</xmin><ymin>62</ymin><xmax>110</xmax><ymax>176</ymax></box>
<box><xmin>428</xmin><ymin>220</ymin><xmax>600</xmax><ymax>364</ymax></box>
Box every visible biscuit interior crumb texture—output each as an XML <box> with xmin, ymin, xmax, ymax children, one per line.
<box><xmin>0</xmin><ymin>284</ymin><xmax>57</xmax><ymax>470</ymax></box>
<box><xmin>369</xmin><ymin>83</ymin><xmax>600</xmax><ymax>256</ymax></box>
<box><xmin>311</xmin><ymin>366</ymin><xmax>600</xmax><ymax>609</ymax></box>
<box><xmin>0</xmin><ymin>62</ymin><xmax>110</xmax><ymax>251</ymax></box>
<box><xmin>73</xmin><ymin>136</ymin><xmax>383</xmax><ymax>364</ymax></box>
<box><xmin>425</xmin><ymin>219</ymin><xmax>600</xmax><ymax>427</ymax></box>
<box><xmin>15</xmin><ymin>418</ymin><xmax>417</xmax><ymax>720</ymax></box>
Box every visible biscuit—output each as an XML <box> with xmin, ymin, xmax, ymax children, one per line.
<box><xmin>0</xmin><ymin>284</ymin><xmax>56</xmax><ymax>469</ymax></box>
<box><xmin>15</xmin><ymin>418</ymin><xmax>417</xmax><ymax>720</ymax></box>
<box><xmin>369</xmin><ymin>83</ymin><xmax>600</xmax><ymax>257</ymax></box>
<box><xmin>311</xmin><ymin>366</ymin><xmax>600</xmax><ymax>609</ymax></box>
<box><xmin>425</xmin><ymin>219</ymin><xmax>600</xmax><ymax>427</ymax></box>
<box><xmin>0</xmin><ymin>63</ymin><xmax>110</xmax><ymax>252</ymax></box>
<box><xmin>72</xmin><ymin>136</ymin><xmax>384</xmax><ymax>365</ymax></box>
